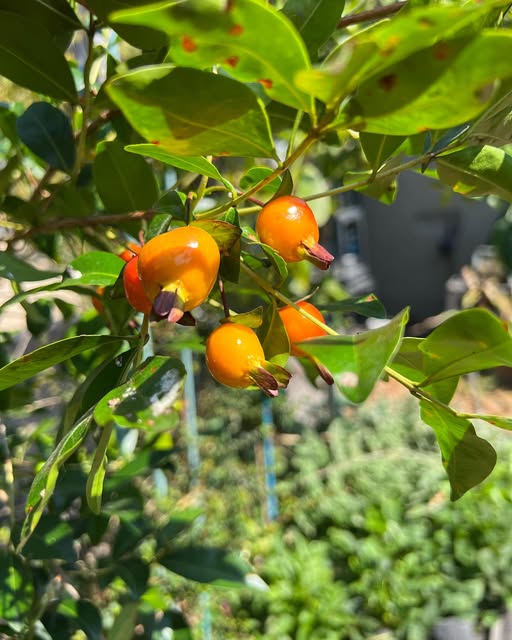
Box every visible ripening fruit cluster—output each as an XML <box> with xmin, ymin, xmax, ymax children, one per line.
<box><xmin>112</xmin><ymin>196</ymin><xmax>334</xmax><ymax>396</ymax></box>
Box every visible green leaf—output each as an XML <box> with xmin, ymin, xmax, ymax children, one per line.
<box><xmin>390</xmin><ymin>337</ymin><xmax>459</xmax><ymax>404</ymax></box>
<box><xmin>260</xmin><ymin>300</ymin><xmax>290</xmax><ymax>366</ymax></box>
<box><xmin>282</xmin><ymin>0</ymin><xmax>344</xmax><ymax>58</ymax></box>
<box><xmin>157</xmin><ymin>508</ymin><xmax>203</xmax><ymax>544</ymax></box>
<box><xmin>107</xmin><ymin>601</ymin><xmax>139</xmax><ymax>640</ymax></box>
<box><xmin>319</xmin><ymin>294</ymin><xmax>387</xmax><ymax>319</ymax></box>
<box><xmin>0</xmin><ymin>252</ymin><xmax>61</xmax><ymax>282</ymax></box>
<box><xmin>152</xmin><ymin>190</ymin><xmax>187</xmax><ymax>224</ymax></box>
<box><xmin>337</xmin><ymin>32</ymin><xmax>512</xmax><ymax>135</ymax></box>
<box><xmin>437</xmin><ymin>145</ymin><xmax>512</xmax><ymax>201</ymax></box>
<box><xmin>296</xmin><ymin>3</ymin><xmax>505</xmax><ymax>105</ymax></box>
<box><xmin>112</xmin><ymin>0</ymin><xmax>313</xmax><ymax>112</ymax></box>
<box><xmin>418</xmin><ymin>308</ymin><xmax>512</xmax><ymax>385</ymax></box>
<box><xmin>359</xmin><ymin>133</ymin><xmax>406</xmax><ymax>170</ymax></box>
<box><xmin>159</xmin><ymin>546</ymin><xmax>258</xmax><ymax>588</ymax></box>
<box><xmin>18</xmin><ymin>411</ymin><xmax>93</xmax><ymax>551</ymax></box>
<box><xmin>0</xmin><ymin>335</ymin><xmax>134</xmax><ymax>392</ymax></box>
<box><xmin>22</xmin><ymin>516</ymin><xmax>75</xmax><ymax>562</ymax></box>
<box><xmin>70</xmin><ymin>251</ymin><xmax>125</xmax><ymax>285</ymax></box>
<box><xmin>343</xmin><ymin>168</ymin><xmax>398</xmax><ymax>204</ymax></box>
<box><xmin>191</xmin><ymin>220</ymin><xmax>241</xmax><ymax>253</ymax></box>
<box><xmin>221</xmin><ymin>307</ymin><xmax>263</xmax><ymax>329</ymax></box>
<box><xmin>16</xmin><ymin>102</ymin><xmax>76</xmax><ymax>173</ymax></box>
<box><xmin>467</xmin><ymin>79</ymin><xmax>512</xmax><ymax>147</ymax></box>
<box><xmin>0</xmin><ymin>551</ymin><xmax>34</xmax><ymax>623</ymax></box>
<box><xmin>240</xmin><ymin>167</ymin><xmax>283</xmax><ymax>197</ymax></box>
<box><xmin>87</xmin><ymin>0</ymin><xmax>168</xmax><ymax>50</ymax></box>
<box><xmin>126</xmin><ymin>144</ymin><xmax>233</xmax><ymax>189</ymax></box>
<box><xmin>0</xmin><ymin>11</ymin><xmax>77</xmax><ymax>102</ymax></box>
<box><xmin>469</xmin><ymin>414</ymin><xmax>512</xmax><ymax>431</ymax></box>
<box><xmin>93</xmin><ymin>140</ymin><xmax>159</xmax><ymax>213</ymax></box>
<box><xmin>297</xmin><ymin>308</ymin><xmax>409</xmax><ymax>402</ymax></box>
<box><xmin>94</xmin><ymin>356</ymin><xmax>186</xmax><ymax>429</ymax></box>
<box><xmin>420</xmin><ymin>401</ymin><xmax>496</xmax><ymax>500</ymax></box>
<box><xmin>107</xmin><ymin>65</ymin><xmax>276</xmax><ymax>158</ymax></box>
<box><xmin>0</xmin><ymin>0</ymin><xmax>82</xmax><ymax>34</ymax></box>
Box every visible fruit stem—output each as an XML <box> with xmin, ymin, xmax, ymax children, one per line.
<box><xmin>239</xmin><ymin>260</ymin><xmax>337</xmax><ymax>336</ymax></box>
<box><xmin>217</xmin><ymin>277</ymin><xmax>231</xmax><ymax>318</ymax></box>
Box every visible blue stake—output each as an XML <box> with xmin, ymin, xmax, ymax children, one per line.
<box><xmin>261</xmin><ymin>394</ymin><xmax>278</xmax><ymax>522</ymax></box>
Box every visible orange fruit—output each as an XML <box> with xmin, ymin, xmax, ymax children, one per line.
<box><xmin>123</xmin><ymin>255</ymin><xmax>152</xmax><ymax>315</ymax></box>
<box><xmin>119</xmin><ymin>242</ymin><xmax>141</xmax><ymax>263</ymax></box>
<box><xmin>137</xmin><ymin>226</ymin><xmax>220</xmax><ymax>322</ymax></box>
<box><xmin>256</xmin><ymin>196</ymin><xmax>334</xmax><ymax>270</ymax></box>
<box><xmin>206</xmin><ymin>323</ymin><xmax>291</xmax><ymax>396</ymax></box>
<box><xmin>278</xmin><ymin>301</ymin><xmax>327</xmax><ymax>357</ymax></box>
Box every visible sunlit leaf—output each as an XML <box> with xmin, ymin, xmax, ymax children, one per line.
<box><xmin>437</xmin><ymin>145</ymin><xmax>512</xmax><ymax>201</ymax></box>
<box><xmin>282</xmin><ymin>0</ymin><xmax>344</xmax><ymax>59</ymax></box>
<box><xmin>0</xmin><ymin>252</ymin><xmax>61</xmax><ymax>282</ymax></box>
<box><xmin>107</xmin><ymin>65</ymin><xmax>276</xmax><ymax>158</ymax></box>
<box><xmin>94</xmin><ymin>356</ymin><xmax>186</xmax><ymax>429</ymax></box>
<box><xmin>297</xmin><ymin>308</ymin><xmax>409</xmax><ymax>402</ymax></box>
<box><xmin>112</xmin><ymin>0</ymin><xmax>313</xmax><ymax>112</ymax></box>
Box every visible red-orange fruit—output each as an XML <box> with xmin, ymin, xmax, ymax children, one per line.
<box><xmin>119</xmin><ymin>242</ymin><xmax>141</xmax><ymax>263</ymax></box>
<box><xmin>278</xmin><ymin>301</ymin><xmax>333</xmax><ymax>385</ymax></box>
<box><xmin>205</xmin><ymin>323</ymin><xmax>291</xmax><ymax>397</ymax></box>
<box><xmin>278</xmin><ymin>301</ymin><xmax>327</xmax><ymax>357</ymax></box>
<box><xmin>123</xmin><ymin>256</ymin><xmax>153</xmax><ymax>315</ymax></box>
<box><xmin>256</xmin><ymin>196</ymin><xmax>334</xmax><ymax>270</ymax></box>
<box><xmin>137</xmin><ymin>226</ymin><xmax>220</xmax><ymax>323</ymax></box>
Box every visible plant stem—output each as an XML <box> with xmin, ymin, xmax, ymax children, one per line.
<box><xmin>303</xmin><ymin>154</ymin><xmax>431</xmax><ymax>203</ymax></box>
<box><xmin>196</xmin><ymin>131</ymin><xmax>320</xmax><ymax>219</ymax></box>
<box><xmin>72</xmin><ymin>13</ymin><xmax>96</xmax><ymax>183</ymax></box>
<box><xmin>0</xmin><ymin>423</ymin><xmax>15</xmax><ymax>544</ymax></box>
<box><xmin>133</xmin><ymin>314</ymin><xmax>150</xmax><ymax>370</ymax></box>
<box><xmin>239</xmin><ymin>260</ymin><xmax>338</xmax><ymax>335</ymax></box>
<box><xmin>337</xmin><ymin>1</ymin><xmax>407</xmax><ymax>29</ymax></box>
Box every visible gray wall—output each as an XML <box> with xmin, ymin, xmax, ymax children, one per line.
<box><xmin>360</xmin><ymin>171</ymin><xmax>501</xmax><ymax>321</ymax></box>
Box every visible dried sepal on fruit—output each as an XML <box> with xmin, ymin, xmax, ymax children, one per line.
<box><xmin>256</xmin><ymin>195</ymin><xmax>334</xmax><ymax>270</ymax></box>
<box><xmin>279</xmin><ymin>301</ymin><xmax>333</xmax><ymax>385</ymax></box>
<box><xmin>206</xmin><ymin>322</ymin><xmax>291</xmax><ymax>397</ymax></box>
<box><xmin>137</xmin><ymin>226</ymin><xmax>220</xmax><ymax>323</ymax></box>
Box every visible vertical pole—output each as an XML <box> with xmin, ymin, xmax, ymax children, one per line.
<box><xmin>181</xmin><ymin>348</ymin><xmax>200</xmax><ymax>485</ymax></box>
<box><xmin>261</xmin><ymin>395</ymin><xmax>278</xmax><ymax>522</ymax></box>
<box><xmin>181</xmin><ymin>348</ymin><xmax>211</xmax><ymax>638</ymax></box>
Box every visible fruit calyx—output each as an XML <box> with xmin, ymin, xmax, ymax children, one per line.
<box><xmin>299</xmin><ymin>239</ymin><xmax>334</xmax><ymax>270</ymax></box>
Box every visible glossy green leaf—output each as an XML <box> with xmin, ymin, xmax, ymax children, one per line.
<box><xmin>359</xmin><ymin>133</ymin><xmax>406</xmax><ymax>170</ymax></box>
<box><xmin>337</xmin><ymin>32</ymin><xmax>512</xmax><ymax>135</ymax></box>
<box><xmin>0</xmin><ymin>0</ymin><xmax>82</xmax><ymax>33</ymax></box>
<box><xmin>152</xmin><ymin>190</ymin><xmax>187</xmax><ymax>223</ymax></box>
<box><xmin>192</xmin><ymin>220</ymin><xmax>241</xmax><ymax>253</ymax></box>
<box><xmin>297</xmin><ymin>308</ymin><xmax>409</xmax><ymax>402</ymax></box>
<box><xmin>282</xmin><ymin>0</ymin><xmax>344</xmax><ymax>58</ymax></box>
<box><xmin>18</xmin><ymin>411</ymin><xmax>93</xmax><ymax>551</ymax></box>
<box><xmin>16</xmin><ymin>102</ymin><xmax>76</xmax><ymax>173</ymax></box>
<box><xmin>420</xmin><ymin>401</ymin><xmax>496</xmax><ymax>500</ymax></box>
<box><xmin>0</xmin><ymin>252</ymin><xmax>61</xmax><ymax>282</ymax></box>
<box><xmin>418</xmin><ymin>308</ymin><xmax>512</xmax><ymax>385</ymax></box>
<box><xmin>343</xmin><ymin>169</ymin><xmax>398</xmax><ymax>204</ymax></box>
<box><xmin>107</xmin><ymin>601</ymin><xmax>139</xmax><ymax>640</ymax></box>
<box><xmin>86</xmin><ymin>435</ymin><xmax>108</xmax><ymax>515</ymax></box>
<box><xmin>437</xmin><ymin>145</ymin><xmax>512</xmax><ymax>201</ymax></box>
<box><xmin>0</xmin><ymin>335</ymin><xmax>134</xmax><ymax>392</ymax></box>
<box><xmin>126</xmin><ymin>144</ymin><xmax>232</xmax><ymax>189</ymax></box>
<box><xmin>470</xmin><ymin>414</ymin><xmax>512</xmax><ymax>431</ymax></box>
<box><xmin>107</xmin><ymin>65</ymin><xmax>276</xmax><ymax>158</ymax></box>
<box><xmin>260</xmin><ymin>300</ymin><xmax>290</xmax><ymax>366</ymax></box>
<box><xmin>240</xmin><ymin>167</ymin><xmax>282</xmax><ymax>197</ymax></box>
<box><xmin>87</xmin><ymin>0</ymin><xmax>167</xmax><ymax>50</ymax></box>
<box><xmin>22</xmin><ymin>516</ymin><xmax>75</xmax><ymax>561</ymax></box>
<box><xmin>296</xmin><ymin>3</ymin><xmax>505</xmax><ymax>105</ymax></box>
<box><xmin>319</xmin><ymin>294</ymin><xmax>386</xmax><ymax>319</ymax></box>
<box><xmin>112</xmin><ymin>0</ymin><xmax>313</xmax><ymax>112</ymax></box>
<box><xmin>93</xmin><ymin>140</ymin><xmax>159</xmax><ymax>213</ymax></box>
<box><xmin>467</xmin><ymin>79</ymin><xmax>512</xmax><ymax>147</ymax></box>
<box><xmin>157</xmin><ymin>508</ymin><xmax>203</xmax><ymax>543</ymax></box>
<box><xmin>94</xmin><ymin>356</ymin><xmax>186</xmax><ymax>429</ymax></box>
<box><xmin>0</xmin><ymin>11</ymin><xmax>77</xmax><ymax>102</ymax></box>
<box><xmin>159</xmin><ymin>546</ymin><xmax>257</xmax><ymax>588</ymax></box>
<box><xmin>221</xmin><ymin>307</ymin><xmax>264</xmax><ymax>329</ymax></box>
<box><xmin>390</xmin><ymin>337</ymin><xmax>459</xmax><ymax>404</ymax></box>
<box><xmin>70</xmin><ymin>251</ymin><xmax>125</xmax><ymax>284</ymax></box>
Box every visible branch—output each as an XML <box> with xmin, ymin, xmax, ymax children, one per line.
<box><xmin>338</xmin><ymin>1</ymin><xmax>407</xmax><ymax>29</ymax></box>
<box><xmin>12</xmin><ymin>209</ymin><xmax>159</xmax><ymax>241</ymax></box>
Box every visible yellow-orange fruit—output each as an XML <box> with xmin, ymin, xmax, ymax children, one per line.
<box><xmin>278</xmin><ymin>301</ymin><xmax>327</xmax><ymax>356</ymax></box>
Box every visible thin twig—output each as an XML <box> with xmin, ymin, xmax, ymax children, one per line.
<box><xmin>338</xmin><ymin>1</ymin><xmax>407</xmax><ymax>29</ymax></box>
